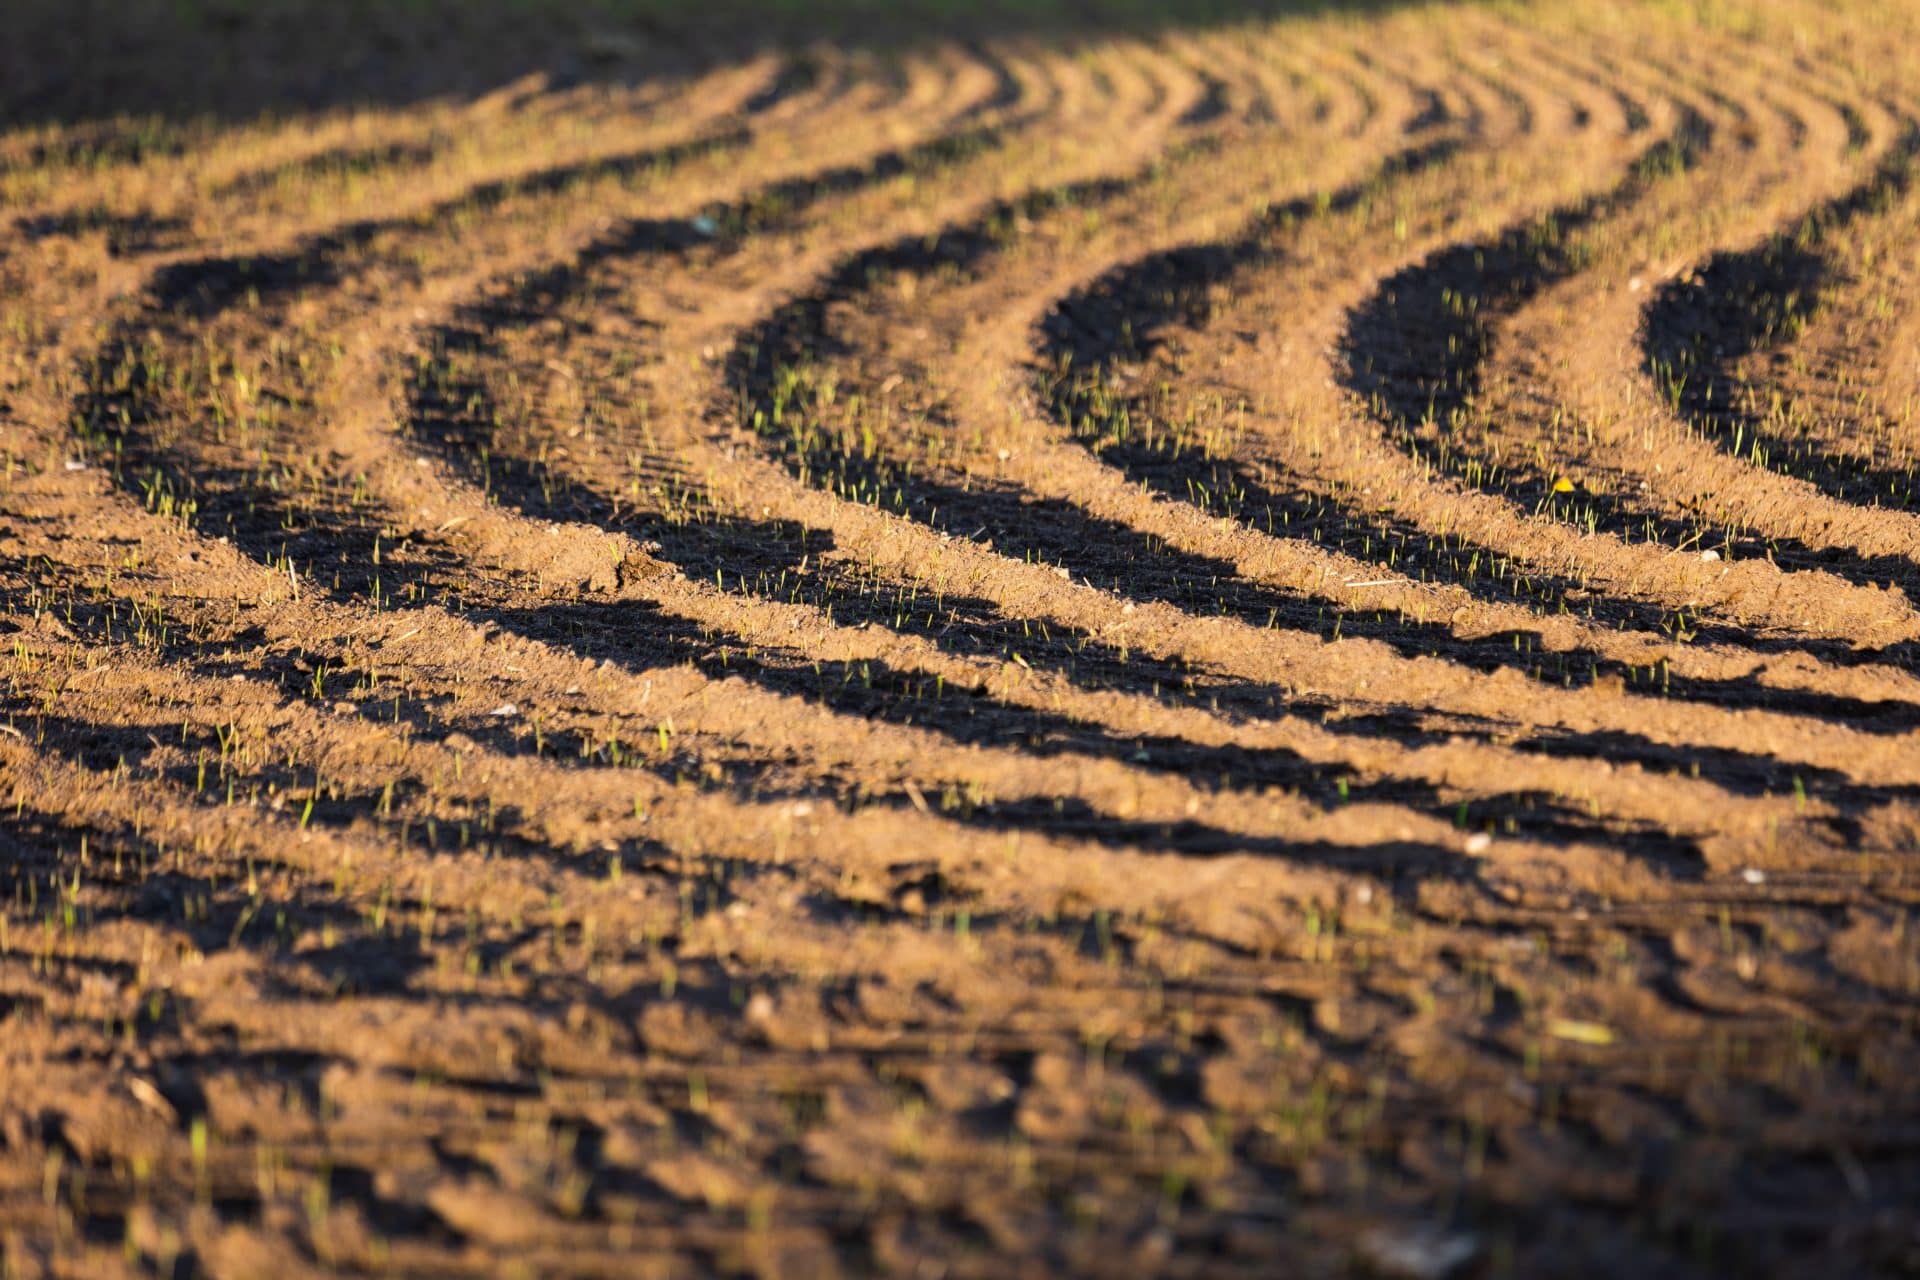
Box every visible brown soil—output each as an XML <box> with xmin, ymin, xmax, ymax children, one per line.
<box><xmin>4</xmin><ymin>2</ymin><xmax>1920</xmax><ymax>1276</ymax></box>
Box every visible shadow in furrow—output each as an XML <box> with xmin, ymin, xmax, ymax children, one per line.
<box><xmin>15</xmin><ymin>612</ymin><xmax>1469</xmax><ymax>869</ymax></box>
<box><xmin>954</xmin><ymin>43</ymin><xmax>1027</xmax><ymax>124</ymax></box>
<box><xmin>487</xmin><ymin>121</ymin><xmax>1015</xmax><ymax>312</ymax></box>
<box><xmin>742</xmin><ymin>55</ymin><xmax>826</xmax><ymax>116</ymax></box>
<box><xmin>399</xmin><ymin>256</ymin><xmax>1744</xmax><ymax>865</ymax></box>
<box><xmin>1644</xmin><ymin>127</ymin><xmax>1920</xmax><ymax>518</ymax></box>
<box><xmin>1034</xmin><ymin>133</ymin><xmax>1736</xmax><ymax>637</ymax></box>
<box><xmin>725</xmin><ymin>119</ymin><xmax>1920</xmax><ymax>725</ymax></box>
<box><xmin>74</xmin><ymin>116</ymin><xmax>1020</xmax><ymax>604</ymax></box>
<box><xmin>0</xmin><ymin>796</ymin><xmax>427</xmax><ymax>996</ymax></box>
<box><xmin>210</xmin><ymin>137</ymin><xmax>446</xmax><ymax>201</ymax></box>
<box><xmin>1178</xmin><ymin>72</ymin><xmax>1232</xmax><ymax>127</ymax></box>
<box><xmin>138</xmin><ymin>125</ymin><xmax>750</xmax><ymax>320</ymax></box>
<box><xmin>14</xmin><ymin>206</ymin><xmax>190</xmax><ymax>256</ymax></box>
<box><xmin>58</xmin><ymin>110</ymin><xmax>1511</xmax><ymax>862</ymax></box>
<box><xmin>1347</xmin><ymin>110</ymin><xmax>1920</xmax><ymax>615</ymax></box>
<box><xmin>1344</xmin><ymin>112</ymin><xmax>1709</xmax><ymax>461</ymax></box>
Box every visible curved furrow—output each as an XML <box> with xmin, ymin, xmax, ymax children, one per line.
<box><xmin>8</xmin><ymin>552</ymin><xmax>1900</xmax><ymax>990</ymax></box>
<box><xmin>0</xmin><ymin>47</ymin><xmax>595</xmax><ymax>199</ymax></box>
<box><xmin>762</xmin><ymin>41</ymin><xmax>1492</xmax><ymax>620</ymax></box>
<box><xmin>1</xmin><ymin>69</ymin><xmax>763</xmax><ymax>272</ymax></box>
<box><xmin>0</xmin><ymin>633</ymin><xmax>1379</xmax><ymax>946</ymax></box>
<box><xmin>632</xmin><ymin>36</ymin><xmax>1914</xmax><ymax>826</ymax></box>
<box><xmin>26</xmin><ymin>25</ymin><xmax>1920</xmax><ymax>840</ymax></box>
<box><xmin>361</xmin><ymin>29</ymin><xmax>1920</xmax><ymax>876</ymax></box>
<box><xmin>701</xmin><ymin>30</ymin><xmax>1920</xmax><ymax>793</ymax></box>
<box><xmin>128</xmin><ymin>48</ymin><xmax>929</xmax><ymax>300</ymax></box>
<box><xmin>47</xmin><ymin>49</ymin><xmax>1030</xmax><ymax>563</ymax></box>
<box><xmin>6</xmin><ymin>91</ymin><xmax>538</xmax><ymax>270</ymax></box>
<box><xmin>1098</xmin><ymin>30</ymin><xmax>1196</xmax><ymax>125</ymax></box>
<box><xmin>737</xmin><ymin>46</ymin><xmax>857</xmax><ymax>121</ymax></box>
<box><xmin>1644</xmin><ymin>122</ymin><xmax>1920</xmax><ymax>508</ymax></box>
<box><xmin>1159</xmin><ymin>30</ymin><xmax>1269</xmax><ymax>128</ymax></box>
<box><xmin>1656</xmin><ymin>44</ymin><xmax>1920</xmax><ymax>466</ymax></box>
<box><xmin>20</xmin><ymin>393</ymin><xmax>1816</xmax><ymax>936</ymax></box>
<box><xmin>6</xmin><ymin>479</ymin><xmax>1915</xmax><ymax>1277</ymax></box>
<box><xmin>1371</xmin><ymin>50</ymin><xmax>1920</xmax><ymax>676</ymax></box>
<box><xmin>1729</xmin><ymin>74</ymin><xmax>1920</xmax><ymax>471</ymax></box>
<box><xmin>30</xmin><ymin>34</ymin><xmax>1515</xmax><ymax>880</ymax></box>
<box><xmin>1299</xmin><ymin>46</ymin><xmax>1920</xmax><ymax>666</ymax></box>
<box><xmin>710</xmin><ymin>25</ymin><xmax>1464</xmax><ymax>553</ymax></box>
<box><xmin>20</xmin><ymin>48</ymin><xmax>1204</xmax><ymax>819</ymax></box>
<box><xmin>3</xmin><ymin>67</ymin><xmax>797</xmax><ymax>534</ymax></box>
<box><xmin>31</xmin><ymin>70</ymin><xmax>771</xmax><ymax>382</ymax></box>
<box><xmin>354</xmin><ymin>46</ymin><xmax>1558</xmax><ymax>859</ymax></box>
<box><xmin>1153</xmin><ymin>92</ymin><xmax>1730</xmax><ymax>653</ymax></box>
<box><xmin>7</xmin><ymin>412</ymin><xmax>1448</xmax><ymax>958</ymax></box>
<box><xmin>377</xmin><ymin>60</ymin><xmax>1880</xmax><ymax>882</ymax></box>
<box><xmin>1030</xmin><ymin>52</ymin><xmax>1918</xmax><ymax>720</ymax></box>
<box><xmin>1230</xmin><ymin>30</ymin><xmax>1382</xmax><ymax>139</ymax></box>
<box><xmin>6</xmin><ymin>433</ymin><xmax>1581</xmax><ymax>916</ymax></box>
<box><xmin>1388</xmin><ymin>41</ymin><xmax>1920</xmax><ymax>647</ymax></box>
<box><xmin>110</xmin><ymin>31</ymin><xmax>1153</xmax><ymax>606</ymax></box>
<box><xmin>67</xmin><ymin>44</ymin><xmax>1000</xmax><ymax>537</ymax></box>
<box><xmin>1572</xmin><ymin>67</ymin><xmax>1920</xmax><ymax>580</ymax></box>
<box><xmin>24</xmin><ymin>448</ymin><xmax>1787</xmax><ymax>1022</ymax></box>
<box><xmin>194</xmin><ymin>74</ymin><xmax>693</xmax><ymax>211</ymax></box>
<box><xmin>1027</xmin><ymin>37</ymin><xmax>1728</xmax><ymax>669</ymax></box>
<box><xmin>683</xmin><ymin>29</ymin><xmax>1920</xmax><ymax>767</ymax></box>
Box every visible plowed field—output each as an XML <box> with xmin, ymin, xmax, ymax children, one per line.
<box><xmin>4</xmin><ymin>1</ymin><xmax>1920</xmax><ymax>1274</ymax></box>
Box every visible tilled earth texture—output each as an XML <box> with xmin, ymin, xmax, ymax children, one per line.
<box><xmin>5</xmin><ymin>0</ymin><xmax>1920</xmax><ymax>1275</ymax></box>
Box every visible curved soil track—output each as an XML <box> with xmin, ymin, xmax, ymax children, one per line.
<box><xmin>4</xmin><ymin>2</ymin><xmax>1920</xmax><ymax>1275</ymax></box>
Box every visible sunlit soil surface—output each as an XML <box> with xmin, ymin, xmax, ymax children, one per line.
<box><xmin>4</xmin><ymin>1</ymin><xmax>1920</xmax><ymax>1273</ymax></box>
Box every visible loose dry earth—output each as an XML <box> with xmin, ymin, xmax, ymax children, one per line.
<box><xmin>4</xmin><ymin>0</ymin><xmax>1920</xmax><ymax>1274</ymax></box>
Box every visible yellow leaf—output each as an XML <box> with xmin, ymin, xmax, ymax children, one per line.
<box><xmin>1548</xmin><ymin>1018</ymin><xmax>1614</xmax><ymax>1046</ymax></box>
<box><xmin>1551</xmin><ymin>476</ymin><xmax>1575</xmax><ymax>494</ymax></box>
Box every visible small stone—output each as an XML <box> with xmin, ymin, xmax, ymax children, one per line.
<box><xmin>1356</xmin><ymin>1224</ymin><xmax>1480</xmax><ymax>1280</ymax></box>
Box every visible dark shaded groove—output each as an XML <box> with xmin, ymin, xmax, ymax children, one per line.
<box><xmin>718</xmin><ymin>135</ymin><xmax>1920</xmax><ymax>731</ymax></box>
<box><xmin>1644</xmin><ymin>126</ymin><xmax>1920</xmax><ymax>517</ymax></box>
<box><xmin>376</xmin><ymin>186</ymin><xmax>1823</xmax><ymax>870</ymax></box>
<box><xmin>69</xmin><ymin>121</ymin><xmax>777</xmax><ymax>610</ymax></box>
<box><xmin>1008</xmin><ymin>120</ymin><xmax>1920</xmax><ymax>713</ymax></box>
<box><xmin>210</xmin><ymin>137</ymin><xmax>445</xmax><ymax>200</ymax></box>
<box><xmin>1040</xmin><ymin>130</ymin><xmax>1701</xmax><ymax>632</ymax></box>
<box><xmin>138</xmin><ymin>124</ymin><xmax>752</xmax><ymax>319</ymax></box>
<box><xmin>954</xmin><ymin>42</ymin><xmax>1027</xmax><ymax>123</ymax></box>
<box><xmin>1340</xmin><ymin>108</ymin><xmax>1709</xmax><ymax>493</ymax></box>
<box><xmin>1179</xmin><ymin>72</ymin><xmax>1232</xmax><ymax>127</ymax></box>
<box><xmin>0</xmin><ymin>118</ymin><xmax>188</xmax><ymax>172</ymax></box>
<box><xmin>488</xmin><ymin>120</ymin><xmax>1015</xmax><ymax>311</ymax></box>
<box><xmin>14</xmin><ymin>206</ymin><xmax>190</xmax><ymax>255</ymax></box>
<box><xmin>0</xmin><ymin>796</ymin><xmax>421</xmax><ymax>994</ymax></box>
<box><xmin>17</xmin><ymin>235</ymin><xmax>1479</xmax><ymax>871</ymax></box>
<box><xmin>743</xmin><ymin>54</ymin><xmax>825</xmax><ymax>116</ymax></box>
<box><xmin>1343</xmin><ymin>101</ymin><xmax>1920</xmax><ymax>612</ymax></box>
<box><xmin>8</xmin><ymin>595</ymin><xmax>1568</xmax><ymax>872</ymax></box>
<box><xmin>43</xmin><ymin>56</ymin><xmax>1904</xmax><ymax>879</ymax></box>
